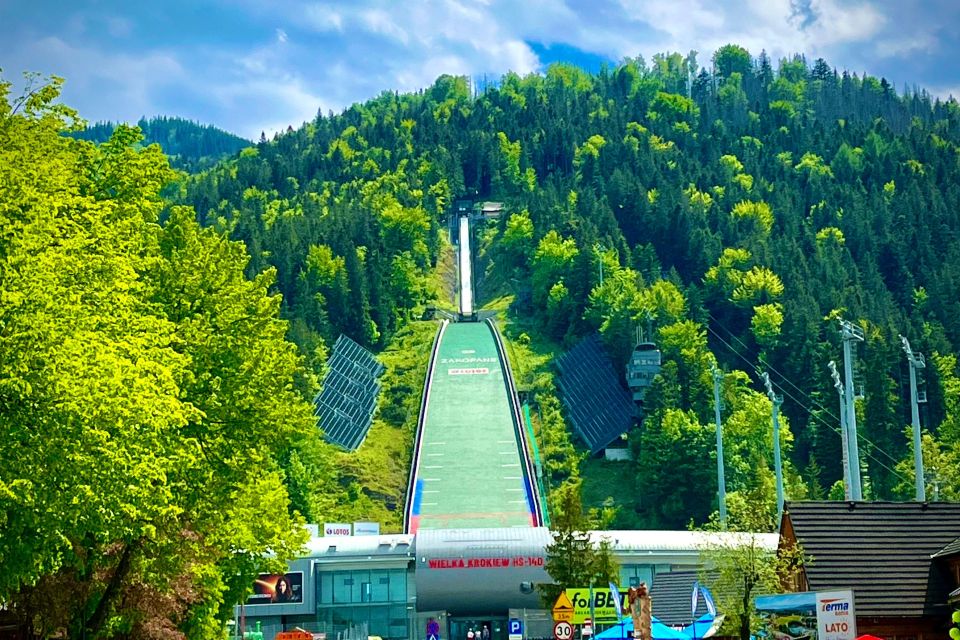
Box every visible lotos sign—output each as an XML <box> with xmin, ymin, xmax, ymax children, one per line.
<box><xmin>324</xmin><ymin>523</ymin><xmax>352</xmax><ymax>536</ymax></box>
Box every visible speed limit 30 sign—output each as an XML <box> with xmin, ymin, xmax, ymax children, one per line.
<box><xmin>554</xmin><ymin>621</ymin><xmax>573</xmax><ymax>640</ymax></box>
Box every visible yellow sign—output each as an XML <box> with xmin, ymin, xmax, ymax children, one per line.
<box><xmin>552</xmin><ymin>592</ymin><xmax>575</xmax><ymax>622</ymax></box>
<box><xmin>563</xmin><ymin>588</ymin><xmax>629</xmax><ymax>624</ymax></box>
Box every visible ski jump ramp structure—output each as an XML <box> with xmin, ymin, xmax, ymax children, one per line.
<box><xmin>238</xmin><ymin>211</ymin><xmax>778</xmax><ymax>636</ymax></box>
<box><xmin>458</xmin><ymin>214</ymin><xmax>474</xmax><ymax>319</ymax></box>
<box><xmin>406</xmin><ymin>213</ymin><xmax>542</xmax><ymax>533</ymax></box>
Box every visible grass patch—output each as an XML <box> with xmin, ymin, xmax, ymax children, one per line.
<box><xmin>491</xmin><ymin>300</ymin><xmax>637</xmax><ymax>523</ymax></box>
<box><xmin>335</xmin><ymin>319</ymin><xmax>439</xmax><ymax>532</ymax></box>
<box><xmin>426</xmin><ymin>234</ymin><xmax>459</xmax><ymax>313</ymax></box>
<box><xmin>580</xmin><ymin>457</ymin><xmax>638</xmax><ymax>527</ymax></box>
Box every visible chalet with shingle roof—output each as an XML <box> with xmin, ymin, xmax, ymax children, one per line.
<box><xmin>779</xmin><ymin>501</ymin><xmax>960</xmax><ymax>640</ymax></box>
<box><xmin>650</xmin><ymin>571</ymin><xmax>717</xmax><ymax>627</ymax></box>
<box><xmin>934</xmin><ymin>536</ymin><xmax>960</xmax><ymax>560</ymax></box>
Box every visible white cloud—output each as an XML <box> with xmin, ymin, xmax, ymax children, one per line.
<box><xmin>212</xmin><ymin>75</ymin><xmax>329</xmax><ymax>139</ymax></box>
<box><xmin>874</xmin><ymin>32</ymin><xmax>938</xmax><ymax>58</ymax></box>
<box><xmin>9</xmin><ymin>35</ymin><xmax>185</xmax><ymax>124</ymax></box>
<box><xmin>3</xmin><ymin>0</ymin><xmax>959</xmax><ymax>138</ymax></box>
<box><xmin>804</xmin><ymin>0</ymin><xmax>885</xmax><ymax>47</ymax></box>
<box><xmin>923</xmin><ymin>83</ymin><xmax>960</xmax><ymax>102</ymax></box>
<box><xmin>304</xmin><ymin>3</ymin><xmax>344</xmax><ymax>32</ymax></box>
<box><xmin>622</xmin><ymin>0</ymin><xmax>725</xmax><ymax>37</ymax></box>
<box><xmin>359</xmin><ymin>9</ymin><xmax>410</xmax><ymax>45</ymax></box>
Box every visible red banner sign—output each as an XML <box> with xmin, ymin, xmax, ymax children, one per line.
<box><xmin>428</xmin><ymin>556</ymin><xmax>544</xmax><ymax>569</ymax></box>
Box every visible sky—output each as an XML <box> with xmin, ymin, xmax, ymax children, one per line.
<box><xmin>3</xmin><ymin>0</ymin><xmax>960</xmax><ymax>140</ymax></box>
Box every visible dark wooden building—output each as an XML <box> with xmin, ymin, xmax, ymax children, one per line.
<box><xmin>779</xmin><ymin>501</ymin><xmax>960</xmax><ymax>640</ymax></box>
<box><xmin>650</xmin><ymin>570</ymin><xmax>713</xmax><ymax>627</ymax></box>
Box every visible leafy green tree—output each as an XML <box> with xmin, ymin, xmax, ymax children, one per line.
<box><xmin>713</xmin><ymin>45</ymin><xmax>753</xmax><ymax>79</ymax></box>
<box><xmin>72</xmin><ymin>115</ymin><xmax>251</xmax><ymax>173</ymax></box>
<box><xmin>0</xmin><ymin>75</ymin><xmax>322</xmax><ymax>637</ymax></box>
<box><xmin>540</xmin><ymin>481</ymin><xmax>619</xmax><ymax>606</ymax></box>
<box><xmin>635</xmin><ymin>406</ymin><xmax>715</xmax><ymax>527</ymax></box>
<box><xmin>500</xmin><ymin>209</ymin><xmax>536</xmax><ymax>270</ymax></box>
<box><xmin>532</xmin><ymin>230</ymin><xmax>580</xmax><ymax>308</ymax></box>
<box><xmin>699</xmin><ymin>496</ymin><xmax>804</xmax><ymax>640</ymax></box>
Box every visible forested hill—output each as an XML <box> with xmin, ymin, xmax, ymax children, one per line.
<box><xmin>75</xmin><ymin>115</ymin><xmax>250</xmax><ymax>172</ymax></box>
<box><xmin>182</xmin><ymin>46</ymin><xmax>960</xmax><ymax>525</ymax></box>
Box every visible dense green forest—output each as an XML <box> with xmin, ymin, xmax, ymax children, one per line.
<box><xmin>180</xmin><ymin>45</ymin><xmax>960</xmax><ymax>529</ymax></box>
<box><xmin>74</xmin><ymin>115</ymin><xmax>251</xmax><ymax>172</ymax></box>
<box><xmin>0</xmin><ymin>76</ymin><xmax>405</xmax><ymax>635</ymax></box>
<box><xmin>7</xmin><ymin>43</ymin><xmax>960</xmax><ymax>635</ymax></box>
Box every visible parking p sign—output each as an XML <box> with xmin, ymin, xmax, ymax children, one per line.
<box><xmin>508</xmin><ymin>619</ymin><xmax>523</xmax><ymax>640</ymax></box>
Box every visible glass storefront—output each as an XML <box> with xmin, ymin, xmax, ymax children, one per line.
<box><xmin>316</xmin><ymin>567</ymin><xmax>412</xmax><ymax>639</ymax></box>
<box><xmin>619</xmin><ymin>563</ymin><xmax>671</xmax><ymax>588</ymax></box>
<box><xmin>318</xmin><ymin>568</ymin><xmax>408</xmax><ymax>604</ymax></box>
<box><xmin>449</xmin><ymin>617</ymin><xmax>507</xmax><ymax>640</ymax></box>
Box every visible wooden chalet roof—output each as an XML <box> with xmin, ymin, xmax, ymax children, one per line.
<box><xmin>650</xmin><ymin>571</ymin><xmax>716</xmax><ymax>627</ymax></box>
<box><xmin>781</xmin><ymin>501</ymin><xmax>960</xmax><ymax>618</ymax></box>
<box><xmin>933</xmin><ymin>535</ymin><xmax>960</xmax><ymax>559</ymax></box>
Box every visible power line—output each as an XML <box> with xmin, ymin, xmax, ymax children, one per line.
<box><xmin>703</xmin><ymin>312</ymin><xmax>909</xmax><ymax>485</ymax></box>
<box><xmin>705</xmin><ymin>310</ymin><xmax>903</xmax><ymax>467</ymax></box>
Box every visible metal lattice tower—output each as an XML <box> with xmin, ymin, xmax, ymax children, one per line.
<box><xmin>761</xmin><ymin>372</ymin><xmax>785</xmax><ymax>520</ymax></box>
<box><xmin>900</xmin><ymin>335</ymin><xmax>927</xmax><ymax>502</ymax></box>
<box><xmin>840</xmin><ymin>319</ymin><xmax>864</xmax><ymax>500</ymax></box>
<box><xmin>828</xmin><ymin>360</ymin><xmax>853</xmax><ymax>500</ymax></box>
<box><xmin>711</xmin><ymin>364</ymin><xmax>727</xmax><ymax>528</ymax></box>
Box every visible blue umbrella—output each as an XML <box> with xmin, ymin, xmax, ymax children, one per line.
<box><xmin>594</xmin><ymin>617</ymin><xmax>690</xmax><ymax>640</ymax></box>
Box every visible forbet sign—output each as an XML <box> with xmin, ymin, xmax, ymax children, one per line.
<box><xmin>562</xmin><ymin>587</ymin><xmax>628</xmax><ymax>624</ymax></box>
<box><xmin>815</xmin><ymin>590</ymin><xmax>857</xmax><ymax>640</ymax></box>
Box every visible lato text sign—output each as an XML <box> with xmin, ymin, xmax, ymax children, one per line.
<box><xmin>816</xmin><ymin>589</ymin><xmax>857</xmax><ymax>640</ymax></box>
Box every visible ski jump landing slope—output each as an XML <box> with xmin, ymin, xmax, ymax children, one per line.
<box><xmin>406</xmin><ymin>320</ymin><xmax>540</xmax><ymax>532</ymax></box>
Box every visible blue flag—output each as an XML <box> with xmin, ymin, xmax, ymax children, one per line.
<box><xmin>691</xmin><ymin>581</ymin><xmax>700</xmax><ymax>618</ymax></box>
<box><xmin>701</xmin><ymin>584</ymin><xmax>717</xmax><ymax>617</ymax></box>
<box><xmin>609</xmin><ymin>581</ymin><xmax>623</xmax><ymax>620</ymax></box>
<box><xmin>692</xmin><ymin>581</ymin><xmax>717</xmax><ymax>618</ymax></box>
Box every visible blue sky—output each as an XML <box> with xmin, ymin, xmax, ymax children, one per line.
<box><xmin>3</xmin><ymin>0</ymin><xmax>960</xmax><ymax>140</ymax></box>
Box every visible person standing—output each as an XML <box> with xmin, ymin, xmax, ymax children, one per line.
<box><xmin>427</xmin><ymin>618</ymin><xmax>441</xmax><ymax>640</ymax></box>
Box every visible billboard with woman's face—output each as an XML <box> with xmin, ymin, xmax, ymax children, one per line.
<box><xmin>247</xmin><ymin>572</ymin><xmax>304</xmax><ymax>605</ymax></box>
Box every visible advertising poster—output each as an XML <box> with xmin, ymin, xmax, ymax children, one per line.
<box><xmin>562</xmin><ymin>587</ymin><xmax>629</xmax><ymax>623</ymax></box>
<box><xmin>324</xmin><ymin>522</ymin><xmax>352</xmax><ymax>536</ymax></box>
<box><xmin>755</xmin><ymin>592</ymin><xmax>819</xmax><ymax>640</ymax></box>
<box><xmin>815</xmin><ymin>590</ymin><xmax>856</xmax><ymax>640</ymax></box>
<box><xmin>247</xmin><ymin>572</ymin><xmax>304</xmax><ymax>605</ymax></box>
<box><xmin>755</xmin><ymin>590</ymin><xmax>856</xmax><ymax>640</ymax></box>
<box><xmin>354</xmin><ymin>521</ymin><xmax>381</xmax><ymax>536</ymax></box>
